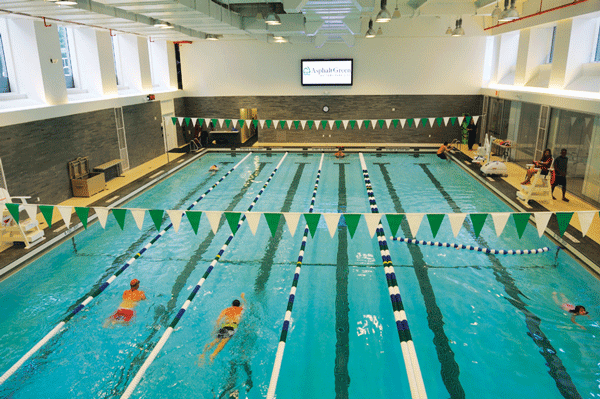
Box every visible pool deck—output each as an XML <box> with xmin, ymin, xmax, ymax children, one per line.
<box><xmin>1</xmin><ymin>143</ymin><xmax>599</xmax><ymax>279</ymax></box>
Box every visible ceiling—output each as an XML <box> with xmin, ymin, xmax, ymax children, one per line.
<box><xmin>0</xmin><ymin>0</ymin><xmax>502</xmax><ymax>46</ymax></box>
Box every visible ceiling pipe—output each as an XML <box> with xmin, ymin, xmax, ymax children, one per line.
<box><xmin>485</xmin><ymin>0</ymin><xmax>589</xmax><ymax>30</ymax></box>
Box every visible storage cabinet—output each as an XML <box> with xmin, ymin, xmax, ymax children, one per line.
<box><xmin>68</xmin><ymin>157</ymin><xmax>106</xmax><ymax>197</ymax></box>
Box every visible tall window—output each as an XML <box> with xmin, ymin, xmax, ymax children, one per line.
<box><xmin>548</xmin><ymin>26</ymin><xmax>557</xmax><ymax>64</ymax></box>
<box><xmin>0</xmin><ymin>34</ymin><xmax>10</xmax><ymax>93</ymax></box>
<box><xmin>58</xmin><ymin>26</ymin><xmax>75</xmax><ymax>88</ymax></box>
<box><xmin>111</xmin><ymin>35</ymin><xmax>123</xmax><ymax>86</ymax></box>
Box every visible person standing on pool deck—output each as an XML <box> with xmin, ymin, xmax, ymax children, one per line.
<box><xmin>553</xmin><ymin>291</ymin><xmax>590</xmax><ymax>330</ymax></box>
<box><xmin>104</xmin><ymin>279</ymin><xmax>146</xmax><ymax>327</ymax></box>
<box><xmin>552</xmin><ymin>149</ymin><xmax>569</xmax><ymax>202</ymax></box>
<box><xmin>200</xmin><ymin>293</ymin><xmax>246</xmax><ymax>363</ymax></box>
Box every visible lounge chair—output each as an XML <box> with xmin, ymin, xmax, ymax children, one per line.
<box><xmin>0</xmin><ymin>188</ymin><xmax>45</xmax><ymax>248</ymax></box>
<box><xmin>516</xmin><ymin>166</ymin><xmax>553</xmax><ymax>204</ymax></box>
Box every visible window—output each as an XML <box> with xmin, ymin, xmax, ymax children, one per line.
<box><xmin>594</xmin><ymin>26</ymin><xmax>600</xmax><ymax>62</ymax></box>
<box><xmin>58</xmin><ymin>26</ymin><xmax>75</xmax><ymax>88</ymax></box>
<box><xmin>111</xmin><ymin>35</ymin><xmax>123</xmax><ymax>86</ymax></box>
<box><xmin>548</xmin><ymin>26</ymin><xmax>557</xmax><ymax>64</ymax></box>
<box><xmin>0</xmin><ymin>34</ymin><xmax>10</xmax><ymax>93</ymax></box>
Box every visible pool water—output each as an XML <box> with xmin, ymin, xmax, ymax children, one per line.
<box><xmin>0</xmin><ymin>152</ymin><xmax>599</xmax><ymax>399</ymax></box>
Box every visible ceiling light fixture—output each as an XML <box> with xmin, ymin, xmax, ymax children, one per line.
<box><xmin>376</xmin><ymin>26</ymin><xmax>383</xmax><ymax>35</ymax></box>
<box><xmin>55</xmin><ymin>0</ymin><xmax>78</xmax><ymax>5</ymax></box>
<box><xmin>375</xmin><ymin>0</ymin><xmax>391</xmax><ymax>23</ymax></box>
<box><xmin>445</xmin><ymin>26</ymin><xmax>453</xmax><ymax>34</ymax></box>
<box><xmin>154</xmin><ymin>21</ymin><xmax>168</xmax><ymax>28</ymax></box>
<box><xmin>206</xmin><ymin>34</ymin><xmax>219</xmax><ymax>40</ymax></box>
<box><xmin>392</xmin><ymin>0</ymin><xmax>401</xmax><ymax>19</ymax></box>
<box><xmin>365</xmin><ymin>19</ymin><xmax>376</xmax><ymax>38</ymax></box>
<box><xmin>265</xmin><ymin>7</ymin><xmax>281</xmax><ymax>25</ymax></box>
<box><xmin>161</xmin><ymin>23</ymin><xmax>174</xmax><ymax>29</ymax></box>
<box><xmin>499</xmin><ymin>0</ymin><xmax>519</xmax><ymax>21</ymax></box>
<box><xmin>451</xmin><ymin>18</ymin><xmax>464</xmax><ymax>36</ymax></box>
<box><xmin>273</xmin><ymin>36</ymin><xmax>288</xmax><ymax>43</ymax></box>
<box><xmin>491</xmin><ymin>0</ymin><xmax>502</xmax><ymax>20</ymax></box>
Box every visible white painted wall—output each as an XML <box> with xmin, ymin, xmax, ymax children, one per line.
<box><xmin>33</xmin><ymin>21</ymin><xmax>68</xmax><ymax>105</ymax></box>
<box><xmin>180</xmin><ymin>36</ymin><xmax>487</xmax><ymax>96</ymax></box>
<box><xmin>496</xmin><ymin>32</ymin><xmax>519</xmax><ymax>85</ymax></box>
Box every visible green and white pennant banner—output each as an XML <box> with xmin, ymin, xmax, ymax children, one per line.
<box><xmin>534</xmin><ymin>212</ymin><xmax>552</xmax><ymax>237</ymax></box>
<box><xmin>577</xmin><ymin>211</ymin><xmax>596</xmax><ymax>237</ymax></box>
<box><xmin>94</xmin><ymin>207</ymin><xmax>109</xmax><ymax>228</ymax></box>
<box><xmin>491</xmin><ymin>212</ymin><xmax>511</xmax><ymax>237</ymax></box>
<box><xmin>323</xmin><ymin>213</ymin><xmax>340</xmax><ymax>237</ymax></box>
<box><xmin>406</xmin><ymin>213</ymin><xmax>424</xmax><ymax>237</ymax></box>
<box><xmin>245</xmin><ymin>211</ymin><xmax>261</xmax><ymax>235</ymax></box>
<box><xmin>364</xmin><ymin>214</ymin><xmax>381</xmax><ymax>238</ymax></box>
<box><xmin>447</xmin><ymin>213</ymin><xmax>466</xmax><ymax>237</ymax></box>
<box><xmin>57</xmin><ymin>206</ymin><xmax>73</xmax><ymax>228</ymax></box>
<box><xmin>284</xmin><ymin>212</ymin><xmax>301</xmax><ymax>236</ymax></box>
<box><xmin>167</xmin><ymin>210</ymin><xmax>184</xmax><ymax>232</ymax></box>
<box><xmin>205</xmin><ymin>211</ymin><xmax>222</xmax><ymax>234</ymax></box>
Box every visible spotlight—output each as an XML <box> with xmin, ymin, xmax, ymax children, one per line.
<box><xmin>365</xmin><ymin>19</ymin><xmax>376</xmax><ymax>38</ymax></box>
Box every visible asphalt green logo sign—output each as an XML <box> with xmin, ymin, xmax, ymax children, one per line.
<box><xmin>303</xmin><ymin>67</ymin><xmax>311</xmax><ymax>75</ymax></box>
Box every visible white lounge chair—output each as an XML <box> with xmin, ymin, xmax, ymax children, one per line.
<box><xmin>0</xmin><ymin>188</ymin><xmax>45</xmax><ymax>249</ymax></box>
<box><xmin>516</xmin><ymin>166</ymin><xmax>553</xmax><ymax>204</ymax></box>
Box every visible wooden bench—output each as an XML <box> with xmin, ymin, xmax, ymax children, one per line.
<box><xmin>93</xmin><ymin>159</ymin><xmax>123</xmax><ymax>182</ymax></box>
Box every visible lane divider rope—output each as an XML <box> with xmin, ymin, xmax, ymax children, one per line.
<box><xmin>266</xmin><ymin>153</ymin><xmax>324</xmax><ymax>399</ymax></box>
<box><xmin>359</xmin><ymin>153</ymin><xmax>428</xmax><ymax>399</ymax></box>
<box><xmin>0</xmin><ymin>153</ymin><xmax>253</xmax><ymax>386</ymax></box>
<box><xmin>120</xmin><ymin>152</ymin><xmax>289</xmax><ymax>399</ymax></box>
<box><xmin>391</xmin><ymin>236</ymin><xmax>551</xmax><ymax>255</ymax></box>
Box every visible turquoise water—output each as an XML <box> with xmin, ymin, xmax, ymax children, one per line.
<box><xmin>0</xmin><ymin>152</ymin><xmax>599</xmax><ymax>399</ymax></box>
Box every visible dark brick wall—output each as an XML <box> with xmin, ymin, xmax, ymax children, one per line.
<box><xmin>179</xmin><ymin>95</ymin><xmax>483</xmax><ymax>144</ymax></box>
<box><xmin>0</xmin><ymin>102</ymin><xmax>162</xmax><ymax>205</ymax></box>
<box><xmin>123</xmin><ymin>101</ymin><xmax>164</xmax><ymax>169</ymax></box>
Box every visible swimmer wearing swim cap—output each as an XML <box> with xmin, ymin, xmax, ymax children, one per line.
<box><xmin>199</xmin><ymin>293</ymin><xmax>246</xmax><ymax>363</ymax></box>
<box><xmin>104</xmin><ymin>279</ymin><xmax>146</xmax><ymax>328</ymax></box>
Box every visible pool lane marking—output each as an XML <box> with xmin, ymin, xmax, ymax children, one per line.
<box><xmin>266</xmin><ymin>153</ymin><xmax>324</xmax><ymax>399</ymax></box>
<box><xmin>359</xmin><ymin>153</ymin><xmax>427</xmax><ymax>399</ymax></box>
<box><xmin>418</xmin><ymin>163</ymin><xmax>582</xmax><ymax>399</ymax></box>
<box><xmin>391</xmin><ymin>236</ymin><xmax>551</xmax><ymax>255</ymax></box>
<box><xmin>120</xmin><ymin>152</ymin><xmax>289</xmax><ymax>399</ymax></box>
<box><xmin>0</xmin><ymin>152</ymin><xmax>252</xmax><ymax>387</ymax></box>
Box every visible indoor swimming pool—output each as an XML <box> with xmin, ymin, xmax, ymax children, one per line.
<box><xmin>0</xmin><ymin>151</ymin><xmax>599</xmax><ymax>399</ymax></box>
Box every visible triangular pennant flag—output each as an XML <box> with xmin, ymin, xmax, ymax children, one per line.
<box><xmin>149</xmin><ymin>209</ymin><xmax>164</xmax><ymax>231</ymax></box>
<box><xmin>427</xmin><ymin>214</ymin><xmax>445</xmax><ymax>238</ymax></box>
<box><xmin>371</xmin><ymin>119</ymin><xmax>378</xmax><ymax>129</ymax></box>
<box><xmin>304</xmin><ymin>213</ymin><xmax>321</xmax><ymax>238</ymax></box>
<box><xmin>458</xmin><ymin>116</ymin><xmax>465</xmax><ymax>125</ymax></box>
<box><xmin>399</xmin><ymin>119</ymin><xmax>406</xmax><ymax>128</ymax></box>
<box><xmin>284</xmin><ymin>212</ymin><xmax>301</xmax><ymax>237</ymax></box>
<box><xmin>385</xmin><ymin>214</ymin><xmax>404</xmax><ymax>237</ymax></box>
<box><xmin>323</xmin><ymin>213</ymin><xmax>340</xmax><ymax>237</ymax></box>
<box><xmin>421</xmin><ymin>118</ymin><xmax>428</xmax><ymax>127</ymax></box>
<box><xmin>465</xmin><ymin>116</ymin><xmax>472</xmax><ymax>125</ymax></box>
<box><xmin>392</xmin><ymin>119</ymin><xmax>399</xmax><ymax>128</ymax></box>
<box><xmin>40</xmin><ymin>205</ymin><xmax>54</xmax><ymax>228</ymax></box>
<box><xmin>218</xmin><ymin>118</ymin><xmax>224</xmax><ymax>128</ymax></box>
<box><xmin>300</xmin><ymin>120</ymin><xmax>307</xmax><ymax>129</ymax></box>
<box><xmin>198</xmin><ymin>118</ymin><xmax>204</xmax><ymax>127</ymax></box>
<box><xmin>185</xmin><ymin>211</ymin><xmax>202</xmax><ymax>234</ymax></box>
<box><xmin>227</xmin><ymin>119</ymin><xmax>234</xmax><ymax>128</ymax></box>
<box><xmin>272</xmin><ymin>120</ymin><xmax>279</xmax><ymax>129</ymax></box>
<box><xmin>5</xmin><ymin>203</ymin><xmax>20</xmax><ymax>224</ymax></box>
<box><xmin>211</xmin><ymin>118</ymin><xmax>218</xmax><ymax>128</ymax></box>
<box><xmin>512</xmin><ymin>213</ymin><xmax>530</xmax><ymax>239</ymax></box>
<box><xmin>357</xmin><ymin>120</ymin><xmax>363</xmax><ymax>129</ymax></box>
<box><xmin>94</xmin><ymin>207</ymin><xmax>109</xmax><ymax>229</ymax></box>
<box><xmin>259</xmin><ymin>119</ymin><xmax>266</xmax><ymax>128</ymax></box>
<box><xmin>293</xmin><ymin>120</ymin><xmax>300</xmax><ymax>129</ymax></box>
<box><xmin>342</xmin><ymin>120</ymin><xmax>349</xmax><ymax>129</ymax></box>
<box><xmin>265</xmin><ymin>120</ymin><xmax>272</xmax><ymax>128</ymax></box>
<box><xmin>225</xmin><ymin>212</ymin><xmax>241</xmax><ymax>235</ymax></box>
<box><xmin>443</xmin><ymin>117</ymin><xmax>450</xmax><ymax>126</ymax></box>
<box><xmin>364</xmin><ymin>214</ymin><xmax>382</xmax><ymax>238</ymax></box>
<box><xmin>533</xmin><ymin>212</ymin><xmax>552</xmax><ymax>237</ymax></box>
<box><xmin>245</xmin><ymin>120</ymin><xmax>251</xmax><ymax>129</ymax></box>
<box><xmin>491</xmin><ymin>212</ymin><xmax>510</xmax><ymax>237</ymax></box>
<box><xmin>335</xmin><ymin>120</ymin><xmax>342</xmax><ymax>129</ymax></box>
<box><xmin>407</xmin><ymin>118</ymin><xmax>414</xmax><ymax>128</ymax></box>
<box><xmin>22</xmin><ymin>204</ymin><xmax>37</xmax><ymax>223</ymax></box>
<box><xmin>577</xmin><ymin>211</ymin><xmax>596</xmax><ymax>237</ymax></box>
<box><xmin>264</xmin><ymin>213</ymin><xmax>281</xmax><ymax>236</ymax></box>
<box><xmin>436</xmin><ymin>117</ymin><xmax>443</xmax><ymax>127</ymax></box>
<box><xmin>112</xmin><ymin>208</ymin><xmax>127</xmax><ymax>230</ymax></box>
<box><xmin>287</xmin><ymin>120</ymin><xmax>294</xmax><ymax>129</ymax></box>
<box><xmin>470</xmin><ymin>213</ymin><xmax>488</xmax><ymax>237</ymax></box>
<box><xmin>447</xmin><ymin>213</ymin><xmax>466</xmax><ymax>238</ymax></box>
<box><xmin>205</xmin><ymin>211</ymin><xmax>222</xmax><ymax>234</ymax></box>
<box><xmin>349</xmin><ymin>120</ymin><xmax>356</xmax><ymax>129</ymax></box>
<box><xmin>406</xmin><ymin>213</ymin><xmax>424</xmax><ymax>237</ymax></box>
<box><xmin>306</xmin><ymin>120</ymin><xmax>314</xmax><ymax>130</ymax></box>
<box><xmin>171</xmin><ymin>117</ymin><xmax>177</xmax><ymax>125</ymax></box>
<box><xmin>280</xmin><ymin>120</ymin><xmax>287</xmax><ymax>129</ymax></box>
<box><xmin>344</xmin><ymin>214</ymin><xmax>362</xmax><ymax>239</ymax></box>
<box><xmin>450</xmin><ymin>117</ymin><xmax>457</xmax><ymax>126</ymax></box>
<box><xmin>167</xmin><ymin>210</ymin><xmax>184</xmax><ymax>233</ymax></box>
<box><xmin>363</xmin><ymin>120</ymin><xmax>370</xmax><ymax>129</ymax></box>
<box><xmin>237</xmin><ymin>119</ymin><xmax>244</xmax><ymax>129</ymax></box>
<box><xmin>473</xmin><ymin>115</ymin><xmax>480</xmax><ymax>125</ymax></box>
<box><xmin>555</xmin><ymin>212</ymin><xmax>574</xmax><ymax>236</ymax></box>
<box><xmin>57</xmin><ymin>206</ymin><xmax>72</xmax><ymax>228</ymax></box>
<box><xmin>428</xmin><ymin>118</ymin><xmax>436</xmax><ymax>128</ymax></box>
<box><xmin>377</xmin><ymin>120</ymin><xmax>385</xmax><ymax>129</ymax></box>
<box><xmin>244</xmin><ymin>212</ymin><xmax>261</xmax><ymax>235</ymax></box>
<box><xmin>252</xmin><ymin>119</ymin><xmax>258</xmax><ymax>128</ymax></box>
<box><xmin>177</xmin><ymin>117</ymin><xmax>184</xmax><ymax>126</ymax></box>
<box><xmin>184</xmin><ymin>117</ymin><xmax>191</xmax><ymax>126</ymax></box>
<box><xmin>75</xmin><ymin>207</ymin><xmax>89</xmax><ymax>229</ymax></box>
<box><xmin>385</xmin><ymin>119</ymin><xmax>392</xmax><ymax>128</ymax></box>
<box><xmin>321</xmin><ymin>120</ymin><xmax>328</xmax><ymax>130</ymax></box>
<box><xmin>131</xmin><ymin>209</ymin><xmax>146</xmax><ymax>230</ymax></box>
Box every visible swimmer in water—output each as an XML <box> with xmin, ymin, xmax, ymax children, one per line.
<box><xmin>104</xmin><ymin>279</ymin><xmax>146</xmax><ymax>328</ymax></box>
<box><xmin>553</xmin><ymin>291</ymin><xmax>590</xmax><ymax>330</ymax></box>
<box><xmin>199</xmin><ymin>293</ymin><xmax>245</xmax><ymax>363</ymax></box>
<box><xmin>209</xmin><ymin>165</ymin><xmax>219</xmax><ymax>172</ymax></box>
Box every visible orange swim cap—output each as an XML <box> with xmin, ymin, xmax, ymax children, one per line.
<box><xmin>130</xmin><ymin>279</ymin><xmax>140</xmax><ymax>287</ymax></box>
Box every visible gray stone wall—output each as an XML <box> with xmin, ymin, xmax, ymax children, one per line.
<box><xmin>123</xmin><ymin>101</ymin><xmax>164</xmax><ymax>169</ymax></box>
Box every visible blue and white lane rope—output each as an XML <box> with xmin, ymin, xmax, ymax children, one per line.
<box><xmin>359</xmin><ymin>153</ymin><xmax>427</xmax><ymax>399</ymax></box>
<box><xmin>266</xmin><ymin>153</ymin><xmax>324</xmax><ymax>399</ymax></box>
<box><xmin>391</xmin><ymin>236</ymin><xmax>551</xmax><ymax>255</ymax></box>
<box><xmin>120</xmin><ymin>152</ymin><xmax>289</xmax><ymax>399</ymax></box>
<box><xmin>0</xmin><ymin>153</ymin><xmax>252</xmax><ymax>386</ymax></box>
